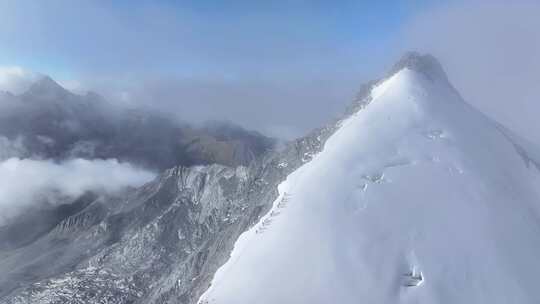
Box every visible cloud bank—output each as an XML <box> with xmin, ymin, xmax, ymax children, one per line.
<box><xmin>0</xmin><ymin>0</ymin><xmax>393</xmax><ymax>140</ymax></box>
<box><xmin>0</xmin><ymin>157</ymin><xmax>155</xmax><ymax>225</ymax></box>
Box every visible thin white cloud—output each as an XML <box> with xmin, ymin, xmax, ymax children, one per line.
<box><xmin>0</xmin><ymin>157</ymin><xmax>155</xmax><ymax>225</ymax></box>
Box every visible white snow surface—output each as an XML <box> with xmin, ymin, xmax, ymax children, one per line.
<box><xmin>199</xmin><ymin>68</ymin><xmax>540</xmax><ymax>303</ymax></box>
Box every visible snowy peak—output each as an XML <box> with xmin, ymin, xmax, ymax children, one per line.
<box><xmin>198</xmin><ymin>53</ymin><xmax>540</xmax><ymax>304</ymax></box>
<box><xmin>349</xmin><ymin>52</ymin><xmax>453</xmax><ymax>114</ymax></box>
<box><xmin>389</xmin><ymin>52</ymin><xmax>449</xmax><ymax>83</ymax></box>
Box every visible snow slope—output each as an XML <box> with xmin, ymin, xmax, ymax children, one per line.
<box><xmin>198</xmin><ymin>63</ymin><xmax>540</xmax><ymax>303</ymax></box>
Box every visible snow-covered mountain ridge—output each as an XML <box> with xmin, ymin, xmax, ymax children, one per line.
<box><xmin>199</xmin><ymin>54</ymin><xmax>540</xmax><ymax>303</ymax></box>
<box><xmin>3</xmin><ymin>52</ymin><xmax>539</xmax><ymax>304</ymax></box>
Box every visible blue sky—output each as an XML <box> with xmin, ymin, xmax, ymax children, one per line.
<box><xmin>0</xmin><ymin>0</ymin><xmax>442</xmax><ymax>81</ymax></box>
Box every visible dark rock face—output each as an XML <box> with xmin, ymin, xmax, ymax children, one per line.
<box><xmin>0</xmin><ymin>192</ymin><xmax>98</xmax><ymax>252</ymax></box>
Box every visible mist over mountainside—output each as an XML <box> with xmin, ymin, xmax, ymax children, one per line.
<box><xmin>1</xmin><ymin>53</ymin><xmax>540</xmax><ymax>304</ymax></box>
<box><xmin>0</xmin><ymin>74</ymin><xmax>275</xmax><ymax>259</ymax></box>
<box><xmin>0</xmin><ymin>75</ymin><xmax>275</xmax><ymax>170</ymax></box>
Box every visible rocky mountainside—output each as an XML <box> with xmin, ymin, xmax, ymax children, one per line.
<box><xmin>0</xmin><ymin>125</ymin><xmax>329</xmax><ymax>303</ymax></box>
<box><xmin>0</xmin><ymin>72</ymin><xmax>333</xmax><ymax>303</ymax></box>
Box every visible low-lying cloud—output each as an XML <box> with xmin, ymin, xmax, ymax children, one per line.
<box><xmin>0</xmin><ymin>66</ymin><xmax>40</xmax><ymax>94</ymax></box>
<box><xmin>115</xmin><ymin>77</ymin><xmax>354</xmax><ymax>140</ymax></box>
<box><xmin>0</xmin><ymin>157</ymin><xmax>155</xmax><ymax>225</ymax></box>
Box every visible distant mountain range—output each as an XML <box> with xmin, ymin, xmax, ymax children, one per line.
<box><xmin>0</xmin><ymin>76</ymin><xmax>275</xmax><ymax>170</ymax></box>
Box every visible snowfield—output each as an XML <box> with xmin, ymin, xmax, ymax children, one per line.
<box><xmin>199</xmin><ymin>66</ymin><xmax>540</xmax><ymax>303</ymax></box>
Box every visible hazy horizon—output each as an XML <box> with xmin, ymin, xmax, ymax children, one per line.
<box><xmin>0</xmin><ymin>0</ymin><xmax>538</xmax><ymax>144</ymax></box>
